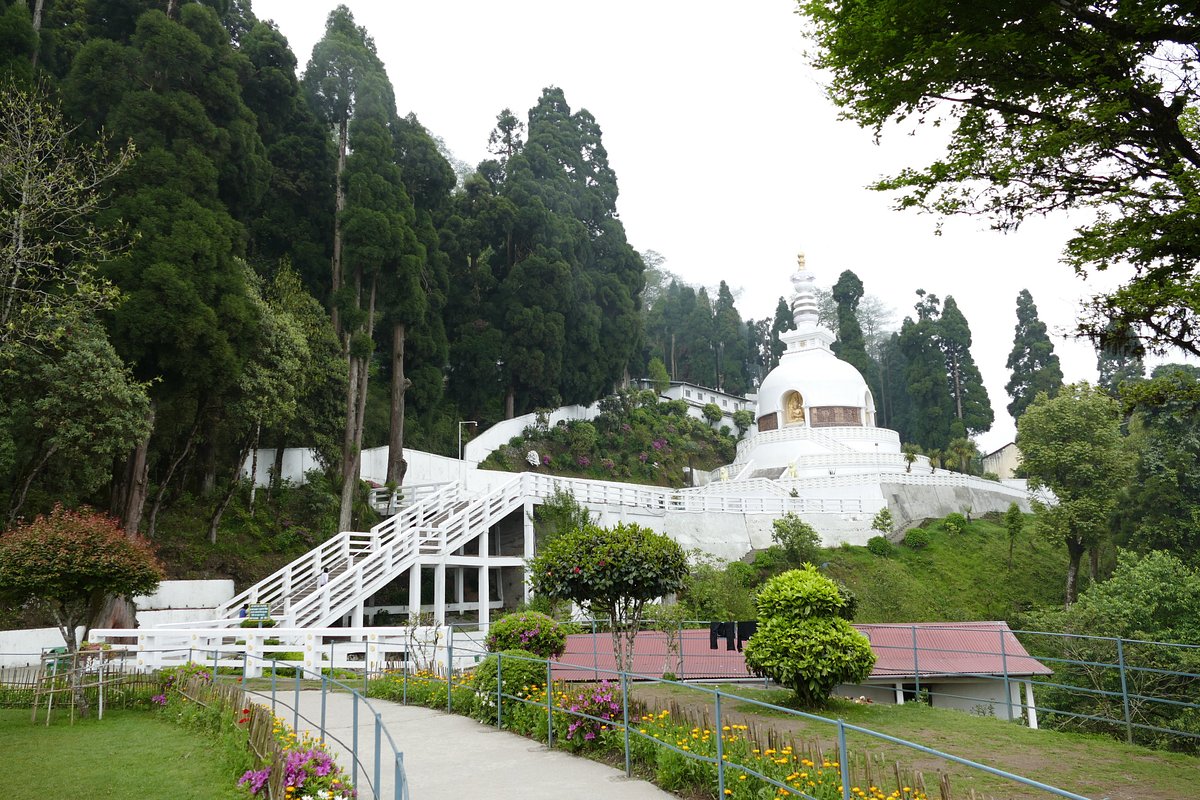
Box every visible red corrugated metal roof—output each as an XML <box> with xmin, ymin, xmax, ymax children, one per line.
<box><xmin>551</xmin><ymin>621</ymin><xmax>1050</xmax><ymax>682</ymax></box>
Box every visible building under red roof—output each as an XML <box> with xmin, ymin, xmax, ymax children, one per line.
<box><xmin>552</xmin><ymin>621</ymin><xmax>1049</xmax><ymax>727</ymax></box>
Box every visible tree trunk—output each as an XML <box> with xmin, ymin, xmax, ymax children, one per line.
<box><xmin>1064</xmin><ymin>535</ymin><xmax>1086</xmax><ymax>606</ymax></box>
<box><xmin>121</xmin><ymin>402</ymin><xmax>155</xmax><ymax>537</ymax></box>
<box><xmin>269</xmin><ymin>435</ymin><xmax>286</xmax><ymax>501</ymax></box>
<box><xmin>1089</xmin><ymin>544</ymin><xmax>1099</xmax><ymax>583</ymax></box>
<box><xmin>387</xmin><ymin>322</ymin><xmax>412</xmax><ymax>485</ymax></box>
<box><xmin>248</xmin><ymin>419</ymin><xmax>261</xmax><ymax>514</ymax></box>
<box><xmin>8</xmin><ymin>442</ymin><xmax>56</xmax><ymax>525</ymax></box>
<box><xmin>952</xmin><ymin>353</ymin><xmax>964</xmax><ymax>419</ymax></box>
<box><xmin>209</xmin><ymin>437</ymin><xmax>253</xmax><ymax>543</ymax></box>
<box><xmin>338</xmin><ymin>355</ymin><xmax>360</xmax><ymax>533</ymax></box>
<box><xmin>505</xmin><ymin>387</ymin><xmax>515</xmax><ymax>419</ymax></box>
<box><xmin>146</xmin><ymin>412</ymin><xmax>203</xmax><ymax>538</ymax></box>
<box><xmin>331</xmin><ymin>117</ymin><xmax>348</xmax><ymax>336</ymax></box>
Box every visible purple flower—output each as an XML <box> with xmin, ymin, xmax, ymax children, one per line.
<box><xmin>576</xmin><ymin>455</ymin><xmax>591</xmax><ymax>467</ymax></box>
<box><xmin>239</xmin><ymin>768</ymin><xmax>271</xmax><ymax>796</ymax></box>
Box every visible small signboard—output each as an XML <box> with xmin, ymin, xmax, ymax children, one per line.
<box><xmin>248</xmin><ymin>604</ymin><xmax>271</xmax><ymax>620</ymax></box>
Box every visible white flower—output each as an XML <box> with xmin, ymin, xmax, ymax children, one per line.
<box><xmin>526</xmin><ymin>449</ymin><xmax>540</xmax><ymax>467</ymax></box>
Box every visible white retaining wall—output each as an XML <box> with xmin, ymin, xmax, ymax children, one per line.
<box><xmin>242</xmin><ymin>447</ymin><xmax>471</xmax><ymax>487</ymax></box>
<box><xmin>463</xmin><ymin>403</ymin><xmax>600</xmax><ymax>464</ymax></box>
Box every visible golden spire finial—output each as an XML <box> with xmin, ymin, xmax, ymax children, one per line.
<box><xmin>796</xmin><ymin>252</ymin><xmax>807</xmax><ymax>271</ymax></box>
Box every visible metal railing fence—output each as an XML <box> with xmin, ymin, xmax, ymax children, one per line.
<box><xmin>412</xmin><ymin>634</ymin><xmax>1097</xmax><ymax>800</ymax></box>
<box><xmin>548</xmin><ymin>619</ymin><xmax>1200</xmax><ymax>751</ymax></box>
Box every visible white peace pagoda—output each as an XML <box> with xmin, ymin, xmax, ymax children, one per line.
<box><xmin>724</xmin><ymin>255</ymin><xmax>912</xmax><ymax>481</ymax></box>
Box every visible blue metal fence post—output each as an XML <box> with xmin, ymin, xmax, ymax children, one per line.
<box><xmin>374</xmin><ymin>712</ymin><xmax>383</xmax><ymax>797</ymax></box>
<box><xmin>911</xmin><ymin>625</ymin><xmax>920</xmax><ymax>699</ymax></box>
<box><xmin>363</xmin><ymin>646</ymin><xmax>369</xmax><ymax>695</ymax></box>
<box><xmin>394</xmin><ymin>752</ymin><xmax>406</xmax><ymax>800</ymax></box>
<box><xmin>837</xmin><ymin>720</ymin><xmax>851</xmax><ymax>800</ymax></box>
<box><xmin>320</xmin><ymin>676</ymin><xmax>328</xmax><ymax>743</ymax></box>
<box><xmin>1116</xmin><ymin>637</ymin><xmax>1134</xmax><ymax>744</ymax></box>
<box><xmin>622</xmin><ymin>671</ymin><xmax>631</xmax><ymax>778</ymax></box>
<box><xmin>352</xmin><ymin>691</ymin><xmax>360</xmax><ymax>793</ymax></box>
<box><xmin>446</xmin><ymin>627</ymin><xmax>454</xmax><ymax>713</ymax></box>
<box><xmin>545</xmin><ymin>660</ymin><xmax>554</xmax><ymax>748</ymax></box>
<box><xmin>592</xmin><ymin>618</ymin><xmax>598</xmax><ymax>681</ymax></box>
<box><xmin>211</xmin><ymin>647</ymin><xmax>218</xmax><ymax>682</ymax></box>
<box><xmin>715</xmin><ymin>689</ymin><xmax>726</xmax><ymax>797</ymax></box>
<box><xmin>999</xmin><ymin>630</ymin><xmax>1013</xmax><ymax>721</ymax></box>
<box><xmin>271</xmin><ymin>659</ymin><xmax>278</xmax><ymax>713</ymax></box>
<box><xmin>242</xmin><ymin>651</ymin><xmax>248</xmax><ymax>684</ymax></box>
<box><xmin>293</xmin><ymin>669</ymin><xmax>300</xmax><ymax>732</ymax></box>
<box><xmin>496</xmin><ymin>654</ymin><xmax>503</xmax><ymax>730</ymax></box>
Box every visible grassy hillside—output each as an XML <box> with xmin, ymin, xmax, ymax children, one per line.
<box><xmin>824</xmin><ymin>514</ymin><xmax>1072</xmax><ymax>623</ymax></box>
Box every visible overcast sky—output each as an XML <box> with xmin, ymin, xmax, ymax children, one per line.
<box><xmin>253</xmin><ymin>0</ymin><xmax>1151</xmax><ymax>452</ymax></box>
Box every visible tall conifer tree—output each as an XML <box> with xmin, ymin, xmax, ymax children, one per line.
<box><xmin>939</xmin><ymin>296</ymin><xmax>993</xmax><ymax>436</ymax></box>
<box><xmin>1006</xmin><ymin>290</ymin><xmax>1064</xmax><ymax>421</ymax></box>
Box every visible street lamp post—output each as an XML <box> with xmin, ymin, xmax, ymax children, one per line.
<box><xmin>458</xmin><ymin>420</ymin><xmax>478</xmax><ymax>461</ymax></box>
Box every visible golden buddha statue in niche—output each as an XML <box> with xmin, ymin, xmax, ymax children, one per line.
<box><xmin>786</xmin><ymin>392</ymin><xmax>805</xmax><ymax>424</ymax></box>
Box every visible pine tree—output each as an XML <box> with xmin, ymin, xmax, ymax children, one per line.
<box><xmin>1095</xmin><ymin>322</ymin><xmax>1146</xmax><ymax>396</ymax></box>
<box><xmin>939</xmin><ymin>296</ymin><xmax>993</xmax><ymax>436</ymax></box>
<box><xmin>829</xmin><ymin>269</ymin><xmax>881</xmax><ymax>408</ymax></box>
<box><xmin>897</xmin><ymin>292</ymin><xmax>954</xmax><ymax>451</ymax></box>
<box><xmin>769</xmin><ymin>296</ymin><xmax>793</xmax><ymax>369</ymax></box>
<box><xmin>1006</xmin><ymin>289</ymin><xmax>1064</xmax><ymax>421</ymax></box>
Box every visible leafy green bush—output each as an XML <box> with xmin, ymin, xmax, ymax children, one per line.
<box><xmin>943</xmin><ymin>512</ymin><xmax>968</xmax><ymax>534</ymax></box>
<box><xmin>484</xmin><ymin>611</ymin><xmax>567</xmax><ymax>659</ymax></box>
<box><xmin>903</xmin><ymin>528</ymin><xmax>931</xmax><ymax>548</ymax></box>
<box><xmin>871</xmin><ymin>507</ymin><xmax>894</xmax><ymax>534</ymax></box>
<box><xmin>742</xmin><ymin>566</ymin><xmax>875</xmax><ymax>707</ymax></box>
<box><xmin>866</xmin><ymin>535</ymin><xmax>893</xmax><ymax>557</ymax></box>
<box><xmin>771</xmin><ymin>513</ymin><xmax>822</xmax><ymax>566</ymax></box>
<box><xmin>471</xmin><ymin>650</ymin><xmax>550</xmax><ymax>725</ymax></box>
<box><xmin>702</xmin><ymin>403</ymin><xmax>722</xmax><ymax>423</ymax></box>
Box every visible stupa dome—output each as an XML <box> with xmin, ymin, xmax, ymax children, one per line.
<box><xmin>754</xmin><ymin>254</ymin><xmax>876</xmax><ymax>432</ymax></box>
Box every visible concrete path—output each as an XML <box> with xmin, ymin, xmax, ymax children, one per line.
<box><xmin>271</xmin><ymin>689</ymin><xmax>673</xmax><ymax>800</ymax></box>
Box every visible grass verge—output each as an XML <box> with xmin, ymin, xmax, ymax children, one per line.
<box><xmin>0</xmin><ymin>708</ymin><xmax>243</xmax><ymax>800</ymax></box>
<box><xmin>633</xmin><ymin>682</ymin><xmax>1199</xmax><ymax>800</ymax></box>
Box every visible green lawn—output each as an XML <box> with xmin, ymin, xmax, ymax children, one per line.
<box><xmin>633</xmin><ymin>683</ymin><xmax>1199</xmax><ymax>800</ymax></box>
<box><xmin>824</xmin><ymin>514</ymin><xmax>1073</xmax><ymax>623</ymax></box>
<box><xmin>0</xmin><ymin>709</ymin><xmax>243</xmax><ymax>800</ymax></box>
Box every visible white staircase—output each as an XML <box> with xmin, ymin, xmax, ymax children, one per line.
<box><xmin>209</xmin><ymin>471</ymin><xmax>864</xmax><ymax>629</ymax></box>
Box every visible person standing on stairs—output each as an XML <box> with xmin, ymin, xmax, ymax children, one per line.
<box><xmin>317</xmin><ymin>568</ymin><xmax>330</xmax><ymax>589</ymax></box>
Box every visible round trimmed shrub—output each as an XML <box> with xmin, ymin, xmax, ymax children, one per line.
<box><xmin>742</xmin><ymin>567</ymin><xmax>875</xmax><ymax>707</ymax></box>
<box><xmin>484</xmin><ymin>611</ymin><xmax>567</xmax><ymax>659</ymax></box>
<box><xmin>470</xmin><ymin>650</ymin><xmax>549</xmax><ymax>724</ymax></box>
<box><xmin>944</xmin><ymin>512</ymin><xmax>968</xmax><ymax>534</ymax></box>
<box><xmin>903</xmin><ymin>528</ymin><xmax>931</xmax><ymax>549</ymax></box>
<box><xmin>866</xmin><ymin>535</ymin><xmax>893</xmax><ymax>557</ymax></box>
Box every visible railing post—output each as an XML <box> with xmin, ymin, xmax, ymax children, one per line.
<box><xmin>837</xmin><ymin>720</ymin><xmax>851</xmax><ymax>800</ymax></box>
<box><xmin>1000</xmin><ymin>629</ymin><xmax>1013</xmax><ymax>722</ymax></box>
<box><xmin>592</xmin><ymin>618</ymin><xmax>598</xmax><ymax>681</ymax></box>
<box><xmin>496</xmin><ymin>654</ymin><xmax>503</xmax><ymax>729</ymax></box>
<box><xmin>271</xmin><ymin>659</ymin><xmax>278</xmax><ymax>713</ymax></box>
<box><xmin>911</xmin><ymin>625</ymin><xmax>920</xmax><ymax>699</ymax></box>
<box><xmin>1116</xmin><ymin>637</ymin><xmax>1134</xmax><ymax>745</ymax></box>
<box><xmin>352</xmin><ymin>691</ymin><xmax>360</xmax><ymax>794</ymax></box>
<box><xmin>241</xmin><ymin>651</ymin><xmax>248</xmax><ymax>684</ymax></box>
<box><xmin>320</xmin><ymin>675</ymin><xmax>328</xmax><ymax>743</ymax></box>
<box><xmin>374</xmin><ymin>712</ymin><xmax>383</xmax><ymax>798</ymax></box>
<box><xmin>446</xmin><ymin>627</ymin><xmax>454</xmax><ymax>713</ymax></box>
<box><xmin>293</xmin><ymin>669</ymin><xmax>300</xmax><ymax>732</ymax></box>
<box><xmin>622</xmin><ymin>671</ymin><xmax>631</xmax><ymax>778</ymax></box>
<box><xmin>546</xmin><ymin>660</ymin><xmax>554</xmax><ymax>748</ymax></box>
<box><xmin>395</xmin><ymin>752</ymin><xmax>406</xmax><ymax>800</ymax></box>
<box><xmin>211</xmin><ymin>646</ymin><xmax>218</xmax><ymax>682</ymax></box>
<box><xmin>715</xmin><ymin>689</ymin><xmax>725</xmax><ymax>797</ymax></box>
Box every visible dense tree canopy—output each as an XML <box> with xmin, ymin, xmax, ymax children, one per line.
<box><xmin>799</xmin><ymin>0</ymin><xmax>1200</xmax><ymax>358</ymax></box>
<box><xmin>1018</xmin><ymin>383</ymin><xmax>1132</xmax><ymax>604</ymax></box>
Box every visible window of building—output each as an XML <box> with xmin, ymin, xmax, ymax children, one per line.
<box><xmin>684</xmin><ymin>389</ymin><xmax>691</xmax><ymax>398</ymax></box>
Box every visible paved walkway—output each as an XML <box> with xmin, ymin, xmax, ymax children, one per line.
<box><xmin>270</xmin><ymin>689</ymin><xmax>673</xmax><ymax>800</ymax></box>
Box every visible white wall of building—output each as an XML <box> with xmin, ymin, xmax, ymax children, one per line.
<box><xmin>242</xmin><ymin>447</ymin><xmax>470</xmax><ymax>487</ymax></box>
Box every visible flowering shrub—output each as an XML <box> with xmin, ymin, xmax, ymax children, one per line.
<box><xmin>485</xmin><ymin>611</ymin><xmax>567</xmax><ymax>659</ymax></box>
<box><xmin>559</xmin><ymin>680</ymin><xmax>622</xmax><ymax>747</ymax></box>
<box><xmin>238</xmin><ymin>713</ymin><xmax>356</xmax><ymax>799</ymax></box>
<box><xmin>469</xmin><ymin>651</ymin><xmax>549</xmax><ymax>725</ymax></box>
